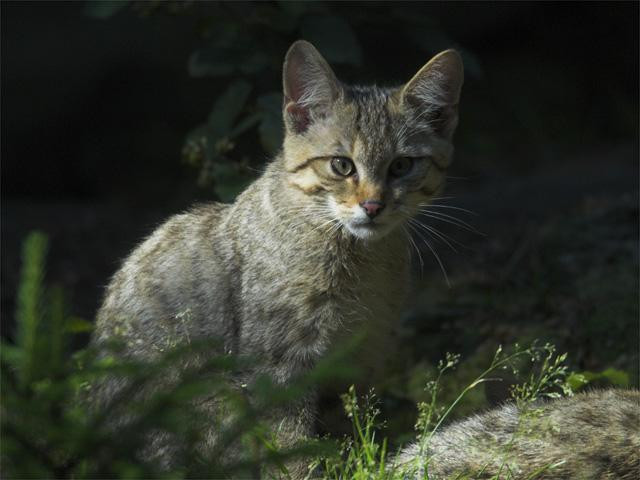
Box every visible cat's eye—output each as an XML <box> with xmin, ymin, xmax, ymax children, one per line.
<box><xmin>389</xmin><ymin>157</ymin><xmax>414</xmax><ymax>177</ymax></box>
<box><xmin>330</xmin><ymin>157</ymin><xmax>356</xmax><ymax>177</ymax></box>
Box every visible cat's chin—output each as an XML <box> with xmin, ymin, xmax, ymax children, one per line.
<box><xmin>345</xmin><ymin>221</ymin><xmax>392</xmax><ymax>241</ymax></box>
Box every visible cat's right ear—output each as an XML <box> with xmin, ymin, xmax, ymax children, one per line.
<box><xmin>401</xmin><ymin>50</ymin><xmax>464</xmax><ymax>139</ymax></box>
<box><xmin>283</xmin><ymin>40</ymin><xmax>341</xmax><ymax>134</ymax></box>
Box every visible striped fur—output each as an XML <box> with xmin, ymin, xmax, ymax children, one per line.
<box><xmin>395</xmin><ymin>390</ymin><xmax>640</xmax><ymax>479</ymax></box>
<box><xmin>91</xmin><ymin>41</ymin><xmax>464</xmax><ymax>475</ymax></box>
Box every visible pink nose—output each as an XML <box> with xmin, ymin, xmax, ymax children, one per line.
<box><xmin>359</xmin><ymin>200</ymin><xmax>385</xmax><ymax>219</ymax></box>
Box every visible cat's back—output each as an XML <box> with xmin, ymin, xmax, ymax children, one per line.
<box><xmin>395</xmin><ymin>389</ymin><xmax>640</xmax><ymax>479</ymax></box>
<box><xmin>94</xmin><ymin>202</ymin><xmax>233</xmax><ymax>352</ymax></box>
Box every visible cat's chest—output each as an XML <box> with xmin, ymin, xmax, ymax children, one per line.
<box><xmin>236</xmin><ymin>231</ymin><xmax>409</xmax><ymax>371</ymax></box>
<box><xmin>246</xmin><ymin>235</ymin><xmax>408</xmax><ymax>320</ymax></box>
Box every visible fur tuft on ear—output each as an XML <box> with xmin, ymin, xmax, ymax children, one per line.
<box><xmin>283</xmin><ymin>40</ymin><xmax>341</xmax><ymax>134</ymax></box>
<box><xmin>401</xmin><ymin>49</ymin><xmax>464</xmax><ymax>139</ymax></box>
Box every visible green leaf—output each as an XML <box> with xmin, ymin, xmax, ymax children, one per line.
<box><xmin>188</xmin><ymin>49</ymin><xmax>235</xmax><ymax>77</ymax></box>
<box><xmin>67</xmin><ymin>317</ymin><xmax>94</xmax><ymax>333</ymax></box>
<box><xmin>212</xmin><ymin>163</ymin><xmax>254</xmax><ymax>203</ymax></box>
<box><xmin>578</xmin><ymin>368</ymin><xmax>630</xmax><ymax>387</ymax></box>
<box><xmin>1</xmin><ymin>342</ymin><xmax>23</xmax><ymax>368</ymax></box>
<box><xmin>566</xmin><ymin>372</ymin><xmax>588</xmax><ymax>391</ymax></box>
<box><xmin>229</xmin><ymin>113</ymin><xmax>262</xmax><ymax>139</ymax></box>
<box><xmin>84</xmin><ymin>0</ymin><xmax>128</xmax><ymax>19</ymax></box>
<box><xmin>257</xmin><ymin>92</ymin><xmax>283</xmax><ymax>154</ymax></box>
<box><xmin>238</xmin><ymin>52</ymin><xmax>269</xmax><ymax>75</ymax></box>
<box><xmin>15</xmin><ymin>231</ymin><xmax>48</xmax><ymax>387</ymax></box>
<box><xmin>188</xmin><ymin>34</ymin><xmax>269</xmax><ymax>78</ymax></box>
<box><xmin>48</xmin><ymin>285</ymin><xmax>66</xmax><ymax>373</ymax></box>
<box><xmin>300</xmin><ymin>15</ymin><xmax>362</xmax><ymax>66</ymax></box>
<box><xmin>208</xmin><ymin>80</ymin><xmax>253</xmax><ymax>138</ymax></box>
<box><xmin>599</xmin><ymin>368</ymin><xmax>630</xmax><ymax>387</ymax></box>
<box><xmin>182</xmin><ymin>124</ymin><xmax>209</xmax><ymax>167</ymax></box>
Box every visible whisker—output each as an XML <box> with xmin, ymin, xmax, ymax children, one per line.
<box><xmin>428</xmin><ymin>196</ymin><xmax>456</xmax><ymax>202</ymax></box>
<box><xmin>416</xmin><ymin>211</ymin><xmax>485</xmax><ymax>235</ymax></box>
<box><xmin>307</xmin><ymin>218</ymin><xmax>340</xmax><ymax>236</ymax></box>
<box><xmin>244</xmin><ymin>165</ymin><xmax>268</xmax><ymax>174</ymax></box>
<box><xmin>289</xmin><ymin>215</ymin><xmax>331</xmax><ymax>230</ymax></box>
<box><xmin>329</xmin><ymin>222</ymin><xmax>343</xmax><ymax>239</ymax></box>
<box><xmin>406</xmin><ymin>221</ymin><xmax>450</xmax><ymax>287</ymax></box>
<box><xmin>403</xmin><ymin>224</ymin><xmax>424</xmax><ymax>277</ymax></box>
<box><xmin>422</xmin><ymin>222</ymin><xmax>473</xmax><ymax>251</ymax></box>
<box><xmin>284</xmin><ymin>204</ymin><xmax>338</xmax><ymax>231</ymax></box>
<box><xmin>418</xmin><ymin>203</ymin><xmax>478</xmax><ymax>216</ymax></box>
<box><xmin>409</xmin><ymin>218</ymin><xmax>459</xmax><ymax>253</ymax></box>
<box><xmin>399</xmin><ymin>206</ymin><xmax>472</xmax><ymax>251</ymax></box>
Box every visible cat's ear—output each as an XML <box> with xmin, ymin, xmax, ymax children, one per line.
<box><xmin>401</xmin><ymin>49</ymin><xmax>464</xmax><ymax>139</ymax></box>
<box><xmin>283</xmin><ymin>40</ymin><xmax>341</xmax><ymax>134</ymax></box>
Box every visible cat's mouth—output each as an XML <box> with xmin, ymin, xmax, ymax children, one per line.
<box><xmin>328</xmin><ymin>198</ymin><xmax>394</xmax><ymax>241</ymax></box>
<box><xmin>345</xmin><ymin>218</ymin><xmax>391</xmax><ymax>240</ymax></box>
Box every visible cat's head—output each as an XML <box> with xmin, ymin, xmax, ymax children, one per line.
<box><xmin>281</xmin><ymin>40</ymin><xmax>463</xmax><ymax>241</ymax></box>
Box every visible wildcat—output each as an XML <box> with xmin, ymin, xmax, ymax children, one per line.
<box><xmin>394</xmin><ymin>389</ymin><xmax>640</xmax><ymax>479</ymax></box>
<box><xmin>91</xmin><ymin>40</ymin><xmax>463</xmax><ymax>476</ymax></box>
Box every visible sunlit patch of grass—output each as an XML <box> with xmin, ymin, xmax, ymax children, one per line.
<box><xmin>315</xmin><ymin>343</ymin><xmax>577</xmax><ymax>480</ymax></box>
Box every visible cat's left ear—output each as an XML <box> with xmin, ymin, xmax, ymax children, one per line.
<box><xmin>401</xmin><ymin>50</ymin><xmax>464</xmax><ymax>139</ymax></box>
<box><xmin>283</xmin><ymin>40</ymin><xmax>342</xmax><ymax>134</ymax></box>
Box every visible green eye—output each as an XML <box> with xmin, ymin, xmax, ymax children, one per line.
<box><xmin>330</xmin><ymin>157</ymin><xmax>356</xmax><ymax>177</ymax></box>
<box><xmin>389</xmin><ymin>157</ymin><xmax>414</xmax><ymax>177</ymax></box>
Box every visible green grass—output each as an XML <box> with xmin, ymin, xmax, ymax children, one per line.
<box><xmin>314</xmin><ymin>343</ymin><xmax>576</xmax><ymax>480</ymax></box>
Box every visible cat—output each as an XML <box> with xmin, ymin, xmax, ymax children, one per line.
<box><xmin>91</xmin><ymin>40</ymin><xmax>464</xmax><ymax>476</ymax></box>
<box><xmin>394</xmin><ymin>389</ymin><xmax>640</xmax><ymax>479</ymax></box>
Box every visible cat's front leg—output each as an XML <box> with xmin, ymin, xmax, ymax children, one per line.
<box><xmin>262</xmin><ymin>391</ymin><xmax>317</xmax><ymax>479</ymax></box>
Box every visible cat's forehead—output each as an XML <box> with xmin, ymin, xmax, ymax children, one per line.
<box><xmin>296</xmin><ymin>83</ymin><xmax>435</xmax><ymax>174</ymax></box>
<box><xmin>345</xmin><ymin>85</ymin><xmax>397</xmax><ymax>133</ymax></box>
<box><xmin>336</xmin><ymin>85</ymin><xmax>405</xmax><ymax>168</ymax></box>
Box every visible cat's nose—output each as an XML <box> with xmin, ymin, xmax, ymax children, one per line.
<box><xmin>359</xmin><ymin>200</ymin><xmax>385</xmax><ymax>219</ymax></box>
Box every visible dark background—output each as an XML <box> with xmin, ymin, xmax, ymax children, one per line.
<box><xmin>2</xmin><ymin>1</ymin><xmax>638</xmax><ymax>430</ymax></box>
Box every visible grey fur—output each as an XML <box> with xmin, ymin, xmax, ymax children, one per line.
<box><xmin>394</xmin><ymin>389</ymin><xmax>640</xmax><ymax>479</ymax></box>
<box><xmin>91</xmin><ymin>40</ymin><xmax>463</xmax><ymax>476</ymax></box>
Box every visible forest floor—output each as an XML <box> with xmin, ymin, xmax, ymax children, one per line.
<box><xmin>2</xmin><ymin>143</ymin><xmax>638</xmax><ymax>449</ymax></box>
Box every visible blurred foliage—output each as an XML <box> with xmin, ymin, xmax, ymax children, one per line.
<box><xmin>2</xmin><ymin>232</ymin><xmax>341</xmax><ymax>478</ymax></box>
<box><xmin>87</xmin><ymin>0</ymin><xmax>479</xmax><ymax>201</ymax></box>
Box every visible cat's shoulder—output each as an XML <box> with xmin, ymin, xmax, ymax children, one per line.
<box><xmin>156</xmin><ymin>202</ymin><xmax>230</xmax><ymax>234</ymax></box>
<box><xmin>129</xmin><ymin>202</ymin><xmax>231</xmax><ymax>260</ymax></box>
<box><xmin>182</xmin><ymin>201</ymin><xmax>231</xmax><ymax>225</ymax></box>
